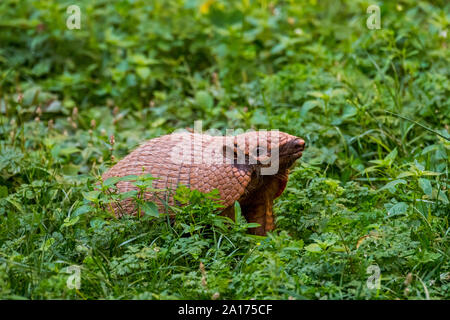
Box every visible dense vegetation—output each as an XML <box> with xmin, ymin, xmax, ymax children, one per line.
<box><xmin>0</xmin><ymin>0</ymin><xmax>448</xmax><ymax>299</ymax></box>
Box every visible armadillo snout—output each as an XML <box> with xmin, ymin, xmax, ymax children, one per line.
<box><xmin>290</xmin><ymin>138</ymin><xmax>305</xmax><ymax>152</ymax></box>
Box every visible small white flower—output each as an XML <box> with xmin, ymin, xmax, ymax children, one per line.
<box><xmin>294</xmin><ymin>28</ymin><xmax>304</xmax><ymax>36</ymax></box>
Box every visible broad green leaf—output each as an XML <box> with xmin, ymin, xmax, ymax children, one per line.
<box><xmin>129</xmin><ymin>54</ymin><xmax>158</xmax><ymax>65</ymax></box>
<box><xmin>136</xmin><ymin>67</ymin><xmax>151</xmax><ymax>80</ymax></box>
<box><xmin>103</xmin><ymin>177</ymin><xmax>122</xmax><ymax>187</ymax></box>
<box><xmin>62</xmin><ymin>216</ymin><xmax>80</xmax><ymax>228</ymax></box>
<box><xmin>195</xmin><ymin>91</ymin><xmax>214</xmax><ymax>109</ymax></box>
<box><xmin>396</xmin><ymin>171</ymin><xmax>415</xmax><ymax>178</ymax></box>
<box><xmin>384</xmin><ymin>148</ymin><xmax>398</xmax><ymax>165</ymax></box>
<box><xmin>73</xmin><ymin>205</ymin><xmax>92</xmax><ymax>217</ymax></box>
<box><xmin>418</xmin><ymin>178</ymin><xmax>432</xmax><ymax>196</ymax></box>
<box><xmin>90</xmin><ymin>218</ymin><xmax>105</xmax><ymax>229</ymax></box>
<box><xmin>379</xmin><ymin>179</ymin><xmax>406</xmax><ymax>193</ymax></box>
<box><xmin>307</xmin><ymin>91</ymin><xmax>325</xmax><ymax>99</ymax></box>
<box><xmin>244</xmin><ymin>223</ymin><xmax>261</xmax><ymax>229</ymax></box>
<box><xmin>234</xmin><ymin>201</ymin><xmax>242</xmax><ymax>223</ymax></box>
<box><xmin>142</xmin><ymin>201</ymin><xmax>159</xmax><ymax>217</ymax></box>
<box><xmin>437</xmin><ymin>191</ymin><xmax>449</xmax><ymax>204</ymax></box>
<box><xmin>118</xmin><ymin>175</ymin><xmax>140</xmax><ymax>182</ymax></box>
<box><xmin>118</xmin><ymin>190</ymin><xmax>138</xmax><ymax>200</ymax></box>
<box><xmin>82</xmin><ymin>191</ymin><xmax>101</xmax><ymax>202</ymax></box>
<box><xmin>421</xmin><ymin>171</ymin><xmax>442</xmax><ymax>176</ymax></box>
<box><xmin>305</xmin><ymin>243</ymin><xmax>322</xmax><ymax>253</ymax></box>
<box><xmin>58</xmin><ymin>147</ymin><xmax>81</xmax><ymax>157</ymax></box>
<box><xmin>300</xmin><ymin>100</ymin><xmax>320</xmax><ymax>117</ymax></box>
<box><xmin>387</xmin><ymin>202</ymin><xmax>408</xmax><ymax>216</ymax></box>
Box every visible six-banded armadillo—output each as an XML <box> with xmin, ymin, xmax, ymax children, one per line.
<box><xmin>102</xmin><ymin>130</ymin><xmax>305</xmax><ymax>235</ymax></box>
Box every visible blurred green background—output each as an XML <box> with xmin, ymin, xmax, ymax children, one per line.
<box><xmin>0</xmin><ymin>0</ymin><xmax>449</xmax><ymax>299</ymax></box>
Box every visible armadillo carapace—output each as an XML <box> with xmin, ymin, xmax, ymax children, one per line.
<box><xmin>102</xmin><ymin>130</ymin><xmax>305</xmax><ymax>235</ymax></box>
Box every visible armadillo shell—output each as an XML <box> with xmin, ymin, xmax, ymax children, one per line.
<box><xmin>102</xmin><ymin>132</ymin><xmax>254</xmax><ymax>216</ymax></box>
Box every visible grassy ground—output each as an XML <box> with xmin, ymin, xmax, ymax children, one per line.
<box><xmin>0</xmin><ymin>0</ymin><xmax>449</xmax><ymax>299</ymax></box>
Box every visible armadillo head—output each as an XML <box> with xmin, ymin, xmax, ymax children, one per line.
<box><xmin>227</xmin><ymin>130</ymin><xmax>305</xmax><ymax>175</ymax></box>
<box><xmin>276</xmin><ymin>131</ymin><xmax>306</xmax><ymax>169</ymax></box>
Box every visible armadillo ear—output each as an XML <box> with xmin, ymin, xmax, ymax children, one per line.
<box><xmin>222</xmin><ymin>143</ymin><xmax>237</xmax><ymax>163</ymax></box>
<box><xmin>222</xmin><ymin>141</ymin><xmax>248</xmax><ymax>164</ymax></box>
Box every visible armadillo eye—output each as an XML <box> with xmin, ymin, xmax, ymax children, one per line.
<box><xmin>252</xmin><ymin>146</ymin><xmax>267</xmax><ymax>157</ymax></box>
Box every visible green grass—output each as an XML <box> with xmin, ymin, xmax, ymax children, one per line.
<box><xmin>0</xmin><ymin>0</ymin><xmax>449</xmax><ymax>299</ymax></box>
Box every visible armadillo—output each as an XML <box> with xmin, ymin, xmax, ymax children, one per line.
<box><xmin>102</xmin><ymin>130</ymin><xmax>305</xmax><ymax>235</ymax></box>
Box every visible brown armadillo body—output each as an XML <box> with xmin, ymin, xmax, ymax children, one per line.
<box><xmin>102</xmin><ymin>130</ymin><xmax>305</xmax><ymax>235</ymax></box>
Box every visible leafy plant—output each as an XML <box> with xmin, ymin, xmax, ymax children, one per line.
<box><xmin>0</xmin><ymin>0</ymin><xmax>448</xmax><ymax>300</ymax></box>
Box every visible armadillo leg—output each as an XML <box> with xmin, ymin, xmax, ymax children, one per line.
<box><xmin>242</xmin><ymin>196</ymin><xmax>274</xmax><ymax>236</ymax></box>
